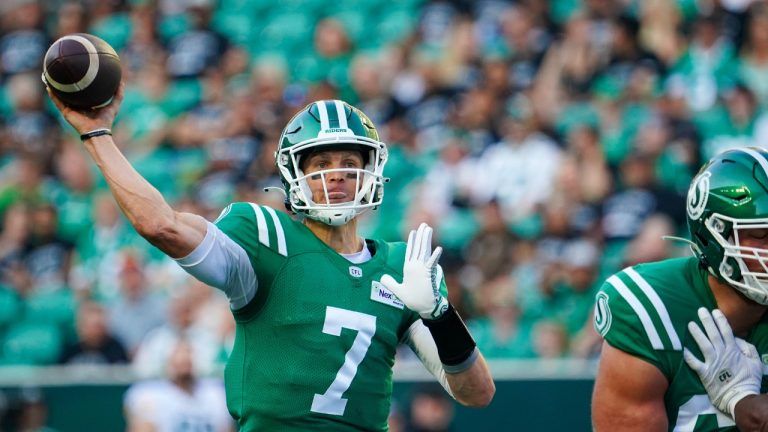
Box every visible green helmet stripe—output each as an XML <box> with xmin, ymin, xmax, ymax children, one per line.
<box><xmin>739</xmin><ymin>147</ymin><xmax>768</xmax><ymax>181</ymax></box>
<box><xmin>316</xmin><ymin>101</ymin><xmax>330</xmax><ymax>130</ymax></box>
<box><xmin>334</xmin><ymin>100</ymin><xmax>348</xmax><ymax>129</ymax></box>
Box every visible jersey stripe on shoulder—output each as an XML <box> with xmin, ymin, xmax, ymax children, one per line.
<box><xmin>607</xmin><ymin>275</ymin><xmax>665</xmax><ymax>350</ymax></box>
<box><xmin>262</xmin><ymin>206</ymin><xmax>288</xmax><ymax>256</ymax></box>
<box><xmin>247</xmin><ymin>203</ymin><xmax>288</xmax><ymax>257</ymax></box>
<box><xmin>213</xmin><ymin>204</ymin><xmax>232</xmax><ymax>224</ymax></box>
<box><xmin>624</xmin><ymin>267</ymin><xmax>682</xmax><ymax>350</ymax></box>
<box><xmin>248</xmin><ymin>203</ymin><xmax>270</xmax><ymax>249</ymax></box>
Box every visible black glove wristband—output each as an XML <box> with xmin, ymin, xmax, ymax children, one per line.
<box><xmin>422</xmin><ymin>303</ymin><xmax>478</xmax><ymax>373</ymax></box>
<box><xmin>80</xmin><ymin>128</ymin><xmax>112</xmax><ymax>141</ymax></box>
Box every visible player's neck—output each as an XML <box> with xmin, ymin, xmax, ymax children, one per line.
<box><xmin>305</xmin><ymin>218</ymin><xmax>364</xmax><ymax>254</ymax></box>
<box><xmin>708</xmin><ymin>275</ymin><xmax>768</xmax><ymax>336</ymax></box>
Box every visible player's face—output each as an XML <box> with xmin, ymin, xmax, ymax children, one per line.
<box><xmin>737</xmin><ymin>227</ymin><xmax>768</xmax><ymax>271</ymax></box>
<box><xmin>302</xmin><ymin>150</ymin><xmax>364</xmax><ymax>205</ymax></box>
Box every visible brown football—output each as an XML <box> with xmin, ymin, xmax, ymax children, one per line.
<box><xmin>42</xmin><ymin>33</ymin><xmax>121</xmax><ymax>109</ymax></box>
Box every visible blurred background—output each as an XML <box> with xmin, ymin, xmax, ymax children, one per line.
<box><xmin>0</xmin><ymin>0</ymin><xmax>762</xmax><ymax>429</ymax></box>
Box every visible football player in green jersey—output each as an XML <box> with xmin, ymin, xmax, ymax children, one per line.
<box><xmin>46</xmin><ymin>83</ymin><xmax>495</xmax><ymax>431</ymax></box>
<box><xmin>592</xmin><ymin>147</ymin><xmax>768</xmax><ymax>432</ymax></box>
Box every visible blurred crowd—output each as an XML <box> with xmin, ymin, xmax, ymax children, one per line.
<box><xmin>0</xmin><ymin>0</ymin><xmax>766</xmax><ymax>398</ymax></box>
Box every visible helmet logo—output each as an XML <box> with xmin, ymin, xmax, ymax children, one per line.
<box><xmin>688</xmin><ymin>172</ymin><xmax>711</xmax><ymax>221</ymax></box>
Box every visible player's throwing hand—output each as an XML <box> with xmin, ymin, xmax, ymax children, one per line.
<box><xmin>683</xmin><ymin>307</ymin><xmax>762</xmax><ymax>419</ymax></box>
<box><xmin>45</xmin><ymin>81</ymin><xmax>124</xmax><ymax>136</ymax></box>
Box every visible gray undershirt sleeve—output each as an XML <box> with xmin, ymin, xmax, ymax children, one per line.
<box><xmin>174</xmin><ymin>221</ymin><xmax>257</xmax><ymax>310</ymax></box>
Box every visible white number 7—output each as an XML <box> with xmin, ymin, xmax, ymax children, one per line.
<box><xmin>311</xmin><ymin>306</ymin><xmax>377</xmax><ymax>416</ymax></box>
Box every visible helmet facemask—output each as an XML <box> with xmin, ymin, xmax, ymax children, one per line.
<box><xmin>705</xmin><ymin>213</ymin><xmax>768</xmax><ymax>305</ymax></box>
<box><xmin>277</xmin><ymin>138</ymin><xmax>387</xmax><ymax>226</ymax></box>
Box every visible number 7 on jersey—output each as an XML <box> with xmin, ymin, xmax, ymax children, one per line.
<box><xmin>311</xmin><ymin>306</ymin><xmax>377</xmax><ymax>416</ymax></box>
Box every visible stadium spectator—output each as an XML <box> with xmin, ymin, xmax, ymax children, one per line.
<box><xmin>4</xmin><ymin>73</ymin><xmax>59</xmax><ymax>159</ymax></box>
<box><xmin>405</xmin><ymin>383</ymin><xmax>456</xmax><ymax>432</ymax></box>
<box><xmin>0</xmin><ymin>0</ymin><xmax>48</xmax><ymax>80</ymax></box>
<box><xmin>554</xmin><ymin>239</ymin><xmax>602</xmax><ymax>337</ymax></box>
<box><xmin>165</xmin><ymin>0</ymin><xmax>230</xmax><ymax>79</ymax></box>
<box><xmin>107</xmin><ymin>254</ymin><xmax>167</xmax><ymax>356</ymax></box>
<box><xmin>462</xmin><ymin>200</ymin><xmax>517</xmax><ymax>285</ymax></box>
<box><xmin>50</xmin><ymin>1</ymin><xmax>86</xmax><ymax>41</ymax></box>
<box><xmin>471</xmin><ymin>93</ymin><xmax>562</xmax><ymax>222</ymax></box>
<box><xmin>48</xmin><ymin>142</ymin><xmax>95</xmax><ymax>243</ymax></box>
<box><xmin>667</xmin><ymin>13</ymin><xmax>735</xmax><ymax>113</ymax></box>
<box><xmin>600</xmin><ymin>151</ymin><xmax>685</xmax><ymax>244</ymax></box>
<box><xmin>132</xmin><ymin>290</ymin><xmax>218</xmax><ymax>378</ymax></box>
<box><xmin>0</xmin><ymin>156</ymin><xmax>46</xmax><ymax>223</ymax></box>
<box><xmin>469</xmin><ymin>276</ymin><xmax>534</xmax><ymax>359</ymax></box>
<box><xmin>71</xmin><ymin>193</ymin><xmax>139</xmax><ymax>300</ymax></box>
<box><xmin>184</xmin><ymin>278</ymin><xmax>234</xmax><ymax>362</ymax></box>
<box><xmin>739</xmin><ymin>3</ymin><xmax>768</xmax><ymax>108</ymax></box>
<box><xmin>559</xmin><ymin>124</ymin><xmax>612</xmax><ymax>204</ymax></box>
<box><xmin>21</xmin><ymin>203</ymin><xmax>73</xmax><ymax>294</ymax></box>
<box><xmin>0</xmin><ymin>204</ymin><xmax>28</xmax><ymax>288</ymax></box>
<box><xmin>124</xmin><ymin>340</ymin><xmax>233</xmax><ymax>432</ymax></box>
<box><xmin>531</xmin><ymin>320</ymin><xmax>569</xmax><ymax>359</ymax></box>
<box><xmin>59</xmin><ymin>301</ymin><xmax>128</xmax><ymax>365</ymax></box>
<box><xmin>12</xmin><ymin>387</ymin><xmax>56</xmax><ymax>432</ymax></box>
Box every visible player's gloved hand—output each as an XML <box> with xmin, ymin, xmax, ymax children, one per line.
<box><xmin>380</xmin><ymin>223</ymin><xmax>449</xmax><ymax>320</ymax></box>
<box><xmin>683</xmin><ymin>307</ymin><xmax>762</xmax><ymax>419</ymax></box>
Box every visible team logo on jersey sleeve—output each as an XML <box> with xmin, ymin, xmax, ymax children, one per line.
<box><xmin>594</xmin><ymin>292</ymin><xmax>612</xmax><ymax>336</ymax></box>
<box><xmin>687</xmin><ymin>172</ymin><xmax>711</xmax><ymax>221</ymax></box>
<box><xmin>370</xmin><ymin>281</ymin><xmax>404</xmax><ymax>309</ymax></box>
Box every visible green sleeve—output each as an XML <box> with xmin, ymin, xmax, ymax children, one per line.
<box><xmin>594</xmin><ymin>275</ymin><xmax>665</xmax><ymax>372</ymax></box>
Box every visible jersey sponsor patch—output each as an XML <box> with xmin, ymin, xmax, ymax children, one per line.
<box><xmin>370</xmin><ymin>281</ymin><xmax>404</xmax><ymax>309</ymax></box>
<box><xmin>594</xmin><ymin>292</ymin><xmax>612</xmax><ymax>336</ymax></box>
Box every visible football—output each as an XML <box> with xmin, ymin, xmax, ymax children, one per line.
<box><xmin>42</xmin><ymin>33</ymin><xmax>121</xmax><ymax>110</ymax></box>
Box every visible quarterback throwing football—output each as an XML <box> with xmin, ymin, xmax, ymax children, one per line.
<box><xmin>46</xmin><ymin>84</ymin><xmax>494</xmax><ymax>430</ymax></box>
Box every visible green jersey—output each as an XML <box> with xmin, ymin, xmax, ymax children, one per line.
<box><xmin>214</xmin><ymin>202</ymin><xmax>422</xmax><ymax>431</ymax></box>
<box><xmin>595</xmin><ymin>256</ymin><xmax>768</xmax><ymax>431</ymax></box>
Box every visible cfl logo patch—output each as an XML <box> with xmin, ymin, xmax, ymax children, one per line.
<box><xmin>349</xmin><ymin>266</ymin><xmax>362</xmax><ymax>278</ymax></box>
<box><xmin>718</xmin><ymin>370</ymin><xmax>733</xmax><ymax>383</ymax></box>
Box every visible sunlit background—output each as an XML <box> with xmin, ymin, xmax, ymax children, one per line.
<box><xmin>0</xmin><ymin>0</ymin><xmax>762</xmax><ymax>430</ymax></box>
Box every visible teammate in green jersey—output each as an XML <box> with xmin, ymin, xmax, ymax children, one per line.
<box><xmin>592</xmin><ymin>147</ymin><xmax>768</xmax><ymax>432</ymax></box>
<box><xmin>46</xmin><ymin>83</ymin><xmax>495</xmax><ymax>430</ymax></box>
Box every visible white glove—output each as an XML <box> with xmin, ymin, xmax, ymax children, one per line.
<box><xmin>683</xmin><ymin>307</ymin><xmax>762</xmax><ymax>419</ymax></box>
<box><xmin>380</xmin><ymin>223</ymin><xmax>449</xmax><ymax>320</ymax></box>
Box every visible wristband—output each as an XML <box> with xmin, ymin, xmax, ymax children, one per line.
<box><xmin>422</xmin><ymin>303</ymin><xmax>478</xmax><ymax>373</ymax></box>
<box><xmin>80</xmin><ymin>128</ymin><xmax>112</xmax><ymax>141</ymax></box>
